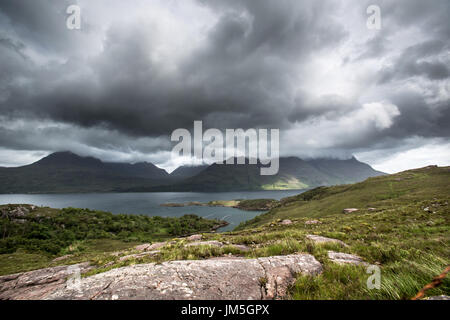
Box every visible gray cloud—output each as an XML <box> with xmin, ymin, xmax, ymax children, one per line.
<box><xmin>0</xmin><ymin>0</ymin><xmax>449</xmax><ymax>170</ymax></box>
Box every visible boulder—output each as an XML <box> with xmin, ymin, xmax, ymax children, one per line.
<box><xmin>305</xmin><ymin>220</ymin><xmax>321</xmax><ymax>225</ymax></box>
<box><xmin>306</xmin><ymin>235</ymin><xmax>347</xmax><ymax>247</ymax></box>
<box><xmin>44</xmin><ymin>254</ymin><xmax>322</xmax><ymax>300</ymax></box>
<box><xmin>185</xmin><ymin>241</ymin><xmax>223</xmax><ymax>248</ymax></box>
<box><xmin>327</xmin><ymin>251</ymin><xmax>368</xmax><ymax>266</ymax></box>
<box><xmin>0</xmin><ymin>263</ymin><xmax>92</xmax><ymax>300</ymax></box>
<box><xmin>187</xmin><ymin>234</ymin><xmax>203</xmax><ymax>241</ymax></box>
<box><xmin>280</xmin><ymin>219</ymin><xmax>293</xmax><ymax>225</ymax></box>
<box><xmin>343</xmin><ymin>208</ymin><xmax>359</xmax><ymax>214</ymax></box>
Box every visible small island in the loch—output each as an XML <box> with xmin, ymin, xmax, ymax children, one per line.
<box><xmin>160</xmin><ymin>199</ymin><xmax>279</xmax><ymax>211</ymax></box>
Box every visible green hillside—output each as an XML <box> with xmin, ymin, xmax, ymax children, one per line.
<box><xmin>238</xmin><ymin>165</ymin><xmax>450</xmax><ymax>228</ymax></box>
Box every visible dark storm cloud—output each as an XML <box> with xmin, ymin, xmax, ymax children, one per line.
<box><xmin>378</xmin><ymin>40</ymin><xmax>450</xmax><ymax>83</ymax></box>
<box><xmin>0</xmin><ymin>0</ymin><xmax>449</xmax><ymax>168</ymax></box>
<box><xmin>0</xmin><ymin>0</ymin><xmax>349</xmax><ymax>137</ymax></box>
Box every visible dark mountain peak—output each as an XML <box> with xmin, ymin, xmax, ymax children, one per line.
<box><xmin>34</xmin><ymin>151</ymin><xmax>103</xmax><ymax>167</ymax></box>
<box><xmin>170</xmin><ymin>164</ymin><xmax>209</xmax><ymax>178</ymax></box>
<box><xmin>129</xmin><ymin>162</ymin><xmax>157</xmax><ymax>168</ymax></box>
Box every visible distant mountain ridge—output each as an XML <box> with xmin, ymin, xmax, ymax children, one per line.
<box><xmin>0</xmin><ymin>152</ymin><xmax>385</xmax><ymax>193</ymax></box>
<box><xmin>155</xmin><ymin>156</ymin><xmax>385</xmax><ymax>192</ymax></box>
<box><xmin>0</xmin><ymin>152</ymin><xmax>172</xmax><ymax>193</ymax></box>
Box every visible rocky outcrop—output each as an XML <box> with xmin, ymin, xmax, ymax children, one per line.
<box><xmin>327</xmin><ymin>251</ymin><xmax>368</xmax><ymax>266</ymax></box>
<box><xmin>185</xmin><ymin>240</ymin><xmax>224</xmax><ymax>248</ymax></box>
<box><xmin>186</xmin><ymin>234</ymin><xmax>203</xmax><ymax>241</ymax></box>
<box><xmin>0</xmin><ymin>254</ymin><xmax>322</xmax><ymax>300</ymax></box>
<box><xmin>0</xmin><ymin>263</ymin><xmax>92</xmax><ymax>300</ymax></box>
<box><xmin>0</xmin><ymin>205</ymin><xmax>37</xmax><ymax>223</ymax></box>
<box><xmin>135</xmin><ymin>242</ymin><xmax>167</xmax><ymax>252</ymax></box>
<box><xmin>306</xmin><ymin>235</ymin><xmax>347</xmax><ymax>247</ymax></box>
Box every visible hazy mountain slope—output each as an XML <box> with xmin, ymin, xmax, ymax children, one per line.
<box><xmin>0</xmin><ymin>152</ymin><xmax>385</xmax><ymax>193</ymax></box>
<box><xmin>166</xmin><ymin>157</ymin><xmax>385</xmax><ymax>192</ymax></box>
<box><xmin>170</xmin><ymin>165</ymin><xmax>209</xmax><ymax>178</ymax></box>
<box><xmin>0</xmin><ymin>152</ymin><xmax>170</xmax><ymax>193</ymax></box>
<box><xmin>306</xmin><ymin>157</ymin><xmax>385</xmax><ymax>184</ymax></box>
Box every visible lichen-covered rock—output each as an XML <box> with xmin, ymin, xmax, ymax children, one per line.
<box><xmin>306</xmin><ymin>235</ymin><xmax>347</xmax><ymax>247</ymax></box>
<box><xmin>327</xmin><ymin>251</ymin><xmax>368</xmax><ymax>266</ymax></box>
<box><xmin>0</xmin><ymin>254</ymin><xmax>322</xmax><ymax>300</ymax></box>
<box><xmin>0</xmin><ymin>263</ymin><xmax>92</xmax><ymax>300</ymax></box>
<box><xmin>45</xmin><ymin>254</ymin><xmax>321</xmax><ymax>300</ymax></box>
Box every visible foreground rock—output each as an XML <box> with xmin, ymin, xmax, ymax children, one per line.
<box><xmin>187</xmin><ymin>234</ymin><xmax>203</xmax><ymax>241</ymax></box>
<box><xmin>0</xmin><ymin>263</ymin><xmax>92</xmax><ymax>300</ymax></box>
<box><xmin>343</xmin><ymin>208</ymin><xmax>359</xmax><ymax>214</ymax></box>
<box><xmin>327</xmin><ymin>251</ymin><xmax>368</xmax><ymax>266</ymax></box>
<box><xmin>185</xmin><ymin>240</ymin><xmax>224</xmax><ymax>248</ymax></box>
<box><xmin>306</xmin><ymin>235</ymin><xmax>347</xmax><ymax>247</ymax></box>
<box><xmin>0</xmin><ymin>254</ymin><xmax>322</xmax><ymax>300</ymax></box>
<box><xmin>305</xmin><ymin>220</ymin><xmax>321</xmax><ymax>225</ymax></box>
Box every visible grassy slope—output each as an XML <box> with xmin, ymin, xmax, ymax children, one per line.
<box><xmin>140</xmin><ymin>166</ymin><xmax>448</xmax><ymax>299</ymax></box>
<box><xmin>62</xmin><ymin>166</ymin><xmax>450</xmax><ymax>299</ymax></box>
<box><xmin>79</xmin><ymin>191</ymin><xmax>448</xmax><ymax>299</ymax></box>
<box><xmin>238</xmin><ymin>166</ymin><xmax>450</xmax><ymax>228</ymax></box>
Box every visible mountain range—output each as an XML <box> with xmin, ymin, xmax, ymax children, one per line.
<box><xmin>0</xmin><ymin>152</ymin><xmax>384</xmax><ymax>193</ymax></box>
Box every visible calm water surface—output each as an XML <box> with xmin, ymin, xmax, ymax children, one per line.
<box><xmin>0</xmin><ymin>190</ymin><xmax>305</xmax><ymax>231</ymax></box>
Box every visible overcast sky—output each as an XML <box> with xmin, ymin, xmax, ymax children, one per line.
<box><xmin>0</xmin><ymin>0</ymin><xmax>449</xmax><ymax>173</ymax></box>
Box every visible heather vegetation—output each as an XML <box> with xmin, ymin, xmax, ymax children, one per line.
<box><xmin>0</xmin><ymin>206</ymin><xmax>223</xmax><ymax>274</ymax></box>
